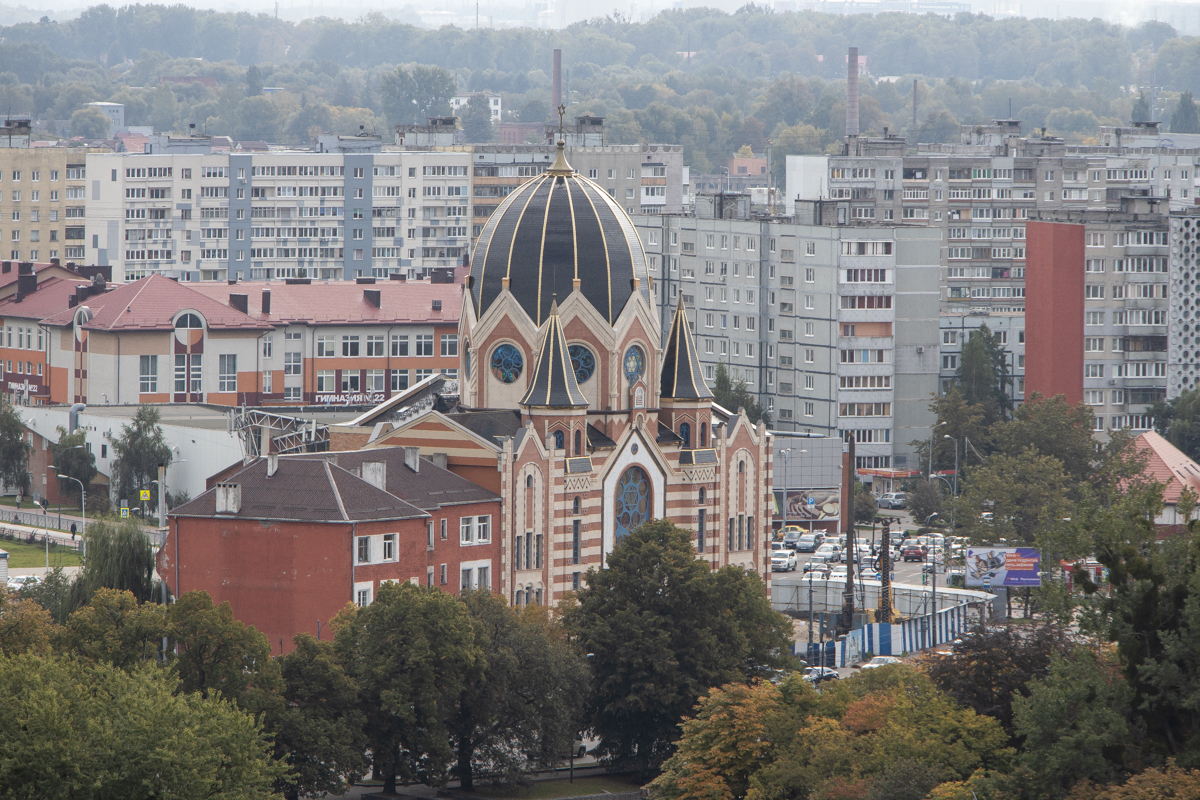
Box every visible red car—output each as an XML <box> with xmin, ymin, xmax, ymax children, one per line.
<box><xmin>902</xmin><ymin>545</ymin><xmax>928</xmax><ymax>562</ymax></box>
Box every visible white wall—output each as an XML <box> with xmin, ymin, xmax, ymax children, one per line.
<box><xmin>785</xmin><ymin>155</ymin><xmax>830</xmax><ymax>215</ymax></box>
<box><xmin>19</xmin><ymin>405</ymin><xmax>241</xmax><ymax>501</ymax></box>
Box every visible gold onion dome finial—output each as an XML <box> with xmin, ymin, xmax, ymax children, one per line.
<box><xmin>547</xmin><ymin>103</ymin><xmax>573</xmax><ymax>177</ymax></box>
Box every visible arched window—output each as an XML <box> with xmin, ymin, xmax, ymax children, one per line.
<box><xmin>573</xmin><ymin>496</ymin><xmax>581</xmax><ymax>516</ymax></box>
<box><xmin>698</xmin><ymin>487</ymin><xmax>706</xmax><ymax>505</ymax></box>
<box><xmin>554</xmin><ymin>430</ymin><xmax>564</xmax><ymax>450</ymax></box>
<box><xmin>574</xmin><ymin>428</ymin><xmax>582</xmax><ymax>456</ymax></box>
<box><xmin>634</xmin><ymin>386</ymin><xmax>645</xmax><ymax>408</ymax></box>
<box><xmin>526</xmin><ymin>474</ymin><xmax>533</xmax><ymax>488</ymax></box>
<box><xmin>679</xmin><ymin>422</ymin><xmax>691</xmax><ymax>448</ymax></box>
<box><xmin>174</xmin><ymin>313</ymin><xmax>203</xmax><ymax>330</ymax></box>
<box><xmin>700</xmin><ymin>422</ymin><xmax>707</xmax><ymax>447</ymax></box>
<box><xmin>738</xmin><ymin>460</ymin><xmax>745</xmax><ymax>473</ymax></box>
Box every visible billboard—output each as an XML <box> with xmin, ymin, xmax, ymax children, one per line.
<box><xmin>774</xmin><ymin>489</ymin><xmax>841</xmax><ymax>522</ymax></box>
<box><xmin>965</xmin><ymin>548</ymin><xmax>1041</xmax><ymax>588</ymax></box>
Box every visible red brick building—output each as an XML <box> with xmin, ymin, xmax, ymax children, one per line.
<box><xmin>158</xmin><ymin>447</ymin><xmax>500</xmax><ymax>654</ymax></box>
<box><xmin>1026</xmin><ymin>220</ymin><xmax>1085</xmax><ymax>405</ymax></box>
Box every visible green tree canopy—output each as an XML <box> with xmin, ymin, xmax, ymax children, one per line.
<box><xmin>50</xmin><ymin>424</ymin><xmax>96</xmax><ymax>504</ymax></box>
<box><xmin>1152</xmin><ymin>387</ymin><xmax>1200</xmax><ymax>463</ymax></box>
<box><xmin>713</xmin><ymin>362</ymin><xmax>769</xmax><ymax>426</ymax></box>
<box><xmin>460</xmin><ymin>97</ymin><xmax>496</xmax><ymax>142</ymax></box>
<box><xmin>334</xmin><ymin>581</ymin><xmax>481</xmax><ymax>794</ymax></box>
<box><xmin>245</xmin><ymin>63</ymin><xmax>263</xmax><ymax>96</ymax></box>
<box><xmin>0</xmin><ymin>399</ymin><xmax>30</xmax><ymax>493</ymax></box>
<box><xmin>108</xmin><ymin>405</ymin><xmax>172</xmax><ymax>511</ymax></box>
<box><xmin>564</xmin><ymin>519</ymin><xmax>790</xmax><ymax>774</ymax></box>
<box><xmin>69</xmin><ymin>105</ymin><xmax>110</xmax><ymax>138</ymax></box>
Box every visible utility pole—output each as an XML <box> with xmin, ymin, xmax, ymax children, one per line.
<box><xmin>878</xmin><ymin>519</ymin><xmax>892</xmax><ymax>623</ymax></box>
<box><xmin>840</xmin><ymin>437</ymin><xmax>856</xmax><ymax>635</ymax></box>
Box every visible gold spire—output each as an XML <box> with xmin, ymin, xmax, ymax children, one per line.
<box><xmin>547</xmin><ymin>103</ymin><xmax>573</xmax><ymax>177</ymax></box>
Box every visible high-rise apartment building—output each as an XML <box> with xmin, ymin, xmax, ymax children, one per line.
<box><xmin>0</xmin><ymin>144</ymin><xmax>109</xmax><ymax>265</ymax></box>
<box><xmin>636</xmin><ymin>197</ymin><xmax>940</xmax><ymax>488</ymax></box>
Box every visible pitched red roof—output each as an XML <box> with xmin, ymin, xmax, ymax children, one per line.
<box><xmin>0</xmin><ymin>277</ymin><xmax>92</xmax><ymax>320</ymax></box>
<box><xmin>1134</xmin><ymin>431</ymin><xmax>1200</xmax><ymax>505</ymax></box>
<box><xmin>40</xmin><ymin>274</ymin><xmax>273</xmax><ymax>331</ymax></box>
<box><xmin>186</xmin><ymin>279</ymin><xmax>463</xmax><ymax>327</ymax></box>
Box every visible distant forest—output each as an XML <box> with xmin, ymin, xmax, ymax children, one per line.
<box><xmin>4</xmin><ymin>5</ymin><xmax>1200</xmax><ymax>171</ymax></box>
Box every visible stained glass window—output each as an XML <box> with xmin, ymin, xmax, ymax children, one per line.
<box><xmin>490</xmin><ymin>343</ymin><xmax>523</xmax><ymax>383</ymax></box>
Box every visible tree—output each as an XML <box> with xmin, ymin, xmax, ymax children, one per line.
<box><xmin>68</xmin><ymin>520</ymin><xmax>157</xmax><ymax>610</ymax></box>
<box><xmin>854</xmin><ymin>480</ymin><xmax>877</xmax><ymax>524</ymax></box>
<box><xmin>452</xmin><ymin>592</ymin><xmax>589</xmax><ymax>789</ymax></box>
<box><xmin>563</xmin><ymin>519</ymin><xmax>790</xmax><ymax>775</ymax></box>
<box><xmin>165</xmin><ymin>591</ymin><xmax>285</xmax><ymax>722</ymax></box>
<box><xmin>1012</xmin><ymin>648</ymin><xmax>1136</xmax><ymax>798</ymax></box>
<box><xmin>334</xmin><ymin>581</ymin><xmax>481</xmax><ymax>794</ymax></box>
<box><xmin>1076</xmin><ymin>761</ymin><xmax>1200</xmax><ymax>798</ymax></box>
<box><xmin>460</xmin><ymin>97</ymin><xmax>495</xmax><ymax>143</ymax></box>
<box><xmin>958</xmin><ymin>447</ymin><xmax>1071</xmax><ymax>545</ymax></box>
<box><xmin>957</xmin><ymin>327</ymin><xmax>1001</xmax><ymax>419</ymax></box>
<box><xmin>245</xmin><ymin>64</ymin><xmax>263</xmax><ymax>97</ymax></box>
<box><xmin>108</xmin><ymin>405</ymin><xmax>172</xmax><ymax>512</ymax></box>
<box><xmin>1152</xmin><ymin>387</ymin><xmax>1200</xmax><ymax>463</ymax></box>
<box><xmin>69</xmin><ymin>105</ymin><xmax>111</xmax><ymax>138</ymax></box>
<box><xmin>925</xmin><ymin>624</ymin><xmax>1074</xmax><ymax>742</ymax></box>
<box><xmin>50</xmin><ymin>424</ymin><xmax>96</xmax><ymax>506</ymax></box>
<box><xmin>910</xmin><ymin>388</ymin><xmax>991</xmax><ymax>475</ymax></box>
<box><xmin>0</xmin><ymin>399</ymin><xmax>30</xmax><ymax>494</ymax></box>
<box><xmin>380</xmin><ymin>64</ymin><xmax>455</xmax><ymax>125</ymax></box>
<box><xmin>907</xmin><ymin>479</ymin><xmax>944</xmax><ymax>523</ymax></box>
<box><xmin>517</xmin><ymin>99</ymin><xmax>548</xmax><ymax>122</ymax></box>
<box><xmin>713</xmin><ymin>362</ymin><xmax>770</xmax><ymax>426</ymax></box>
<box><xmin>1131</xmin><ymin>92</ymin><xmax>1151</xmax><ymax>123</ymax></box>
<box><xmin>274</xmin><ymin>634</ymin><xmax>368</xmax><ymax>800</ymax></box>
<box><xmin>993</xmin><ymin>393</ymin><xmax>1097</xmax><ymax>485</ymax></box>
<box><xmin>0</xmin><ymin>653</ymin><xmax>285</xmax><ymax>798</ymax></box>
<box><xmin>0</xmin><ymin>590</ymin><xmax>56</xmax><ymax>656</ymax></box>
<box><xmin>54</xmin><ymin>587</ymin><xmax>165</xmax><ymax>670</ymax></box>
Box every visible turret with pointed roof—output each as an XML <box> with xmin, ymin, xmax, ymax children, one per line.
<box><xmin>660</xmin><ymin>296</ymin><xmax>713</xmax><ymax>401</ymax></box>
<box><xmin>520</xmin><ymin>299</ymin><xmax>587</xmax><ymax>408</ymax></box>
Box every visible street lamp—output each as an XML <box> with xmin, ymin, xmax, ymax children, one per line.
<box><xmin>943</xmin><ymin>435</ymin><xmax>959</xmax><ymax>532</ymax></box>
<box><xmin>928</xmin><ymin>421</ymin><xmax>946</xmax><ymax>478</ymax></box>
<box><xmin>58</xmin><ymin>474</ymin><xmax>84</xmax><ymax>556</ymax></box>
<box><xmin>926</xmin><ymin>512</ymin><xmax>941</xmax><ymax>621</ymax></box>
<box><xmin>776</xmin><ymin>448</ymin><xmax>807</xmax><ymax>540</ymax></box>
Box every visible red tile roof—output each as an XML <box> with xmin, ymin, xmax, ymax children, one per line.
<box><xmin>1134</xmin><ymin>431</ymin><xmax>1200</xmax><ymax>505</ymax></box>
<box><xmin>0</xmin><ymin>277</ymin><xmax>92</xmax><ymax>320</ymax></box>
<box><xmin>40</xmin><ymin>274</ymin><xmax>273</xmax><ymax>331</ymax></box>
<box><xmin>186</xmin><ymin>279</ymin><xmax>464</xmax><ymax>327</ymax></box>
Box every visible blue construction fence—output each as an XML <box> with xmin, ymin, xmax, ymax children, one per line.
<box><xmin>799</xmin><ymin>602</ymin><xmax>978</xmax><ymax>668</ymax></box>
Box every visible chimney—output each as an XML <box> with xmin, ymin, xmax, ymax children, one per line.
<box><xmin>1</xmin><ymin>261</ymin><xmax>10</xmax><ymax>274</ymax></box>
<box><xmin>266</xmin><ymin>453</ymin><xmax>278</xmax><ymax>477</ymax></box>
<box><xmin>846</xmin><ymin>47</ymin><xmax>860</xmax><ymax>137</ymax></box>
<box><xmin>364</xmin><ymin>289</ymin><xmax>381</xmax><ymax>307</ymax></box>
<box><xmin>259</xmin><ymin>424</ymin><xmax>271</xmax><ymax>455</ymax></box>
<box><xmin>261</xmin><ymin>289</ymin><xmax>271</xmax><ymax>314</ymax></box>
<box><xmin>403</xmin><ymin>446</ymin><xmax>421</xmax><ymax>473</ymax></box>
<box><xmin>229</xmin><ymin>293</ymin><xmax>249</xmax><ymax>313</ymax></box>
<box><xmin>214</xmin><ymin>482</ymin><xmax>241</xmax><ymax>514</ymax></box>
<box><xmin>552</xmin><ymin>49</ymin><xmax>562</xmax><ymax>113</ymax></box>
<box><xmin>431</xmin><ymin>452</ymin><xmax>448</xmax><ymax>470</ymax></box>
<box><xmin>362</xmin><ymin>460</ymin><xmax>386</xmax><ymax>490</ymax></box>
<box><xmin>432</xmin><ymin>299</ymin><xmax>442</xmax><ymax>312</ymax></box>
<box><xmin>355</xmin><ymin>276</ymin><xmax>376</xmax><ymax>284</ymax></box>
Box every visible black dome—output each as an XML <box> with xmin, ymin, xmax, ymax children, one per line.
<box><xmin>469</xmin><ymin>169</ymin><xmax>650</xmax><ymax>326</ymax></box>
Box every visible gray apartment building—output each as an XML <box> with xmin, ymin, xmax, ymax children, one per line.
<box><xmin>787</xmin><ymin>120</ymin><xmax>1200</xmax><ymax>434</ymax></box>
<box><xmin>636</xmin><ymin>195</ymin><xmax>941</xmax><ymax>490</ymax></box>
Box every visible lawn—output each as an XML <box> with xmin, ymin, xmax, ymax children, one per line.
<box><xmin>472</xmin><ymin>776</ymin><xmax>643</xmax><ymax>800</ymax></box>
<box><xmin>0</xmin><ymin>538</ymin><xmax>83</xmax><ymax>569</ymax></box>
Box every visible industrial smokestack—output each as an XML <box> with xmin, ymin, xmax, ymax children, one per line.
<box><xmin>846</xmin><ymin>46</ymin><xmax>859</xmax><ymax>137</ymax></box>
<box><xmin>552</xmin><ymin>49</ymin><xmax>562</xmax><ymax>113</ymax></box>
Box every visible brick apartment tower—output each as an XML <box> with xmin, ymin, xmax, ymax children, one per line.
<box><xmin>1025</xmin><ymin>220</ymin><xmax>1085</xmax><ymax>405</ymax></box>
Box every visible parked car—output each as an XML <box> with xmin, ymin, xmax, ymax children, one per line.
<box><xmin>860</xmin><ymin>656</ymin><xmax>903</xmax><ymax>670</ymax></box>
<box><xmin>803</xmin><ymin>666</ymin><xmax>840</xmax><ymax>684</ymax></box>
<box><xmin>815</xmin><ymin>543</ymin><xmax>842</xmax><ymax>563</ymax></box>
<box><xmin>803</xmin><ymin>556</ymin><xmax>831</xmax><ymax>576</ymax></box>
<box><xmin>5</xmin><ymin>575</ymin><xmax>39</xmax><ymax>590</ymax></box>
<box><xmin>771</xmin><ymin>548</ymin><xmax>798</xmax><ymax>572</ymax></box>
<box><xmin>795</xmin><ymin>533</ymin><xmax>823</xmax><ymax>552</ymax></box>
<box><xmin>902</xmin><ymin>545</ymin><xmax>929</xmax><ymax>562</ymax></box>
<box><xmin>877</xmin><ymin>492</ymin><xmax>907</xmax><ymax>509</ymax></box>
<box><xmin>781</xmin><ymin>529</ymin><xmax>804</xmax><ymax>550</ymax></box>
<box><xmin>829</xmin><ymin>567</ymin><xmax>849</xmax><ymax>582</ymax></box>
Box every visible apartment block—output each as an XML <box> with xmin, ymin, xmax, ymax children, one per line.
<box><xmin>85</xmin><ymin>144</ymin><xmax>474</xmax><ymax>283</ymax></box>
<box><xmin>0</xmin><ymin>146</ymin><xmax>109</xmax><ymax>265</ymax></box>
<box><xmin>636</xmin><ymin>197</ymin><xmax>940</xmax><ymax>488</ymax></box>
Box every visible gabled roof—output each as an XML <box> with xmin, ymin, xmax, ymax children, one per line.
<box><xmin>1135</xmin><ymin>431</ymin><xmax>1200</xmax><ymax>505</ymax></box>
<box><xmin>520</xmin><ymin>300</ymin><xmax>587</xmax><ymax>408</ymax></box>
<box><xmin>660</xmin><ymin>297</ymin><xmax>713</xmax><ymax>401</ymax></box>
<box><xmin>171</xmin><ymin>456</ymin><xmax>428</xmax><ymax>523</ymax></box>
<box><xmin>0</xmin><ymin>277</ymin><xmax>92</xmax><ymax>320</ymax></box>
<box><xmin>323</xmin><ymin>448</ymin><xmax>500</xmax><ymax>512</ymax></box>
<box><xmin>41</xmin><ymin>274</ymin><xmax>272</xmax><ymax>331</ymax></box>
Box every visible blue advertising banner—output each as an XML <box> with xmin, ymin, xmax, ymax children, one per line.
<box><xmin>965</xmin><ymin>547</ymin><xmax>1041</xmax><ymax>587</ymax></box>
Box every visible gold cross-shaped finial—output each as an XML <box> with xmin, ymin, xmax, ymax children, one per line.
<box><xmin>557</xmin><ymin>104</ymin><xmax>566</xmax><ymax>138</ymax></box>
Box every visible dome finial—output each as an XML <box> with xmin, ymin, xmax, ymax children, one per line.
<box><xmin>547</xmin><ymin>103</ymin><xmax>573</xmax><ymax>176</ymax></box>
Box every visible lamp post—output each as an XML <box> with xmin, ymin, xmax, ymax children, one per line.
<box><xmin>929</xmin><ymin>421</ymin><xmax>946</xmax><ymax>478</ymax></box>
<box><xmin>943</xmin><ymin>435</ymin><xmax>959</xmax><ymax>532</ymax></box>
<box><xmin>926</xmin><ymin>513</ymin><xmax>940</xmax><ymax>631</ymax></box>
<box><xmin>58</xmin><ymin>474</ymin><xmax>84</xmax><ymax>557</ymax></box>
<box><xmin>777</xmin><ymin>448</ymin><xmax>808</xmax><ymax>541</ymax></box>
